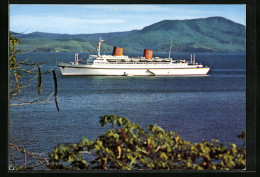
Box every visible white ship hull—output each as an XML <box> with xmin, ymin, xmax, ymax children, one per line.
<box><xmin>58</xmin><ymin>63</ymin><xmax>210</xmax><ymax>76</ymax></box>
<box><xmin>57</xmin><ymin>38</ymin><xmax>211</xmax><ymax>76</ymax></box>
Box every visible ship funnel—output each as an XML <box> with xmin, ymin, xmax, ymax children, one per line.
<box><xmin>112</xmin><ymin>47</ymin><xmax>123</xmax><ymax>56</ymax></box>
<box><xmin>143</xmin><ymin>49</ymin><xmax>153</xmax><ymax>59</ymax></box>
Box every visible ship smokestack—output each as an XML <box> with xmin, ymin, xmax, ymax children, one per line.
<box><xmin>112</xmin><ymin>47</ymin><xmax>123</xmax><ymax>56</ymax></box>
<box><xmin>143</xmin><ymin>49</ymin><xmax>153</xmax><ymax>59</ymax></box>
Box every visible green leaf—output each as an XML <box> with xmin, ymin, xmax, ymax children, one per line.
<box><xmin>160</xmin><ymin>152</ymin><xmax>168</xmax><ymax>160</ymax></box>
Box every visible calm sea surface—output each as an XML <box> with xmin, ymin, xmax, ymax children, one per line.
<box><xmin>9</xmin><ymin>52</ymin><xmax>246</xmax><ymax>163</ymax></box>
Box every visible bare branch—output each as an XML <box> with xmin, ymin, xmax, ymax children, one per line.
<box><xmin>9</xmin><ymin>142</ymin><xmax>49</xmax><ymax>169</ymax></box>
<box><xmin>10</xmin><ymin>92</ymin><xmax>55</xmax><ymax>106</ymax></box>
<box><xmin>18</xmin><ymin>47</ymin><xmax>37</xmax><ymax>55</ymax></box>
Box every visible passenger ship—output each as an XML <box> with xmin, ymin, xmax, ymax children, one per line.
<box><xmin>57</xmin><ymin>38</ymin><xmax>210</xmax><ymax>76</ymax></box>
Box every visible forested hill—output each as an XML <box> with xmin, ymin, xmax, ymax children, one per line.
<box><xmin>13</xmin><ymin>17</ymin><xmax>245</xmax><ymax>53</ymax></box>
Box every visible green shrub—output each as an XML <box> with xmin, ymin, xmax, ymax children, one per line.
<box><xmin>48</xmin><ymin>115</ymin><xmax>245</xmax><ymax>170</ymax></box>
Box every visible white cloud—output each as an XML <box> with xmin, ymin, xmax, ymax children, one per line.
<box><xmin>10</xmin><ymin>15</ymin><xmax>125</xmax><ymax>28</ymax></box>
<box><xmin>81</xmin><ymin>4</ymin><xmax>224</xmax><ymax>15</ymax></box>
<box><xmin>83</xmin><ymin>4</ymin><xmax>172</xmax><ymax>12</ymax></box>
<box><xmin>10</xmin><ymin>14</ymin><xmax>127</xmax><ymax>34</ymax></box>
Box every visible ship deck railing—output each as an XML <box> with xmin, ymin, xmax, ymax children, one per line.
<box><xmin>93</xmin><ymin>61</ymin><xmax>175</xmax><ymax>65</ymax></box>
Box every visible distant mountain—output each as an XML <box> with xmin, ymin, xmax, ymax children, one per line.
<box><xmin>15</xmin><ymin>30</ymin><xmax>139</xmax><ymax>41</ymax></box>
<box><xmin>13</xmin><ymin>17</ymin><xmax>245</xmax><ymax>53</ymax></box>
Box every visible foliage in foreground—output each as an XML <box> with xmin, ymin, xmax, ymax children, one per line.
<box><xmin>48</xmin><ymin>115</ymin><xmax>246</xmax><ymax>170</ymax></box>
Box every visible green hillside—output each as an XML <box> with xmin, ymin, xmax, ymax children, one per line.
<box><xmin>14</xmin><ymin>17</ymin><xmax>245</xmax><ymax>53</ymax></box>
<box><xmin>107</xmin><ymin>17</ymin><xmax>245</xmax><ymax>52</ymax></box>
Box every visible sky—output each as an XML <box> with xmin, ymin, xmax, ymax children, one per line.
<box><xmin>9</xmin><ymin>4</ymin><xmax>246</xmax><ymax>34</ymax></box>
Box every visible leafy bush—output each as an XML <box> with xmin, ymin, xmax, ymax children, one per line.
<box><xmin>48</xmin><ymin>115</ymin><xmax>245</xmax><ymax>170</ymax></box>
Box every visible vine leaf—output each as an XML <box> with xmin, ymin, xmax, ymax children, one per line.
<box><xmin>14</xmin><ymin>71</ymin><xmax>20</xmax><ymax>95</ymax></box>
<box><xmin>52</xmin><ymin>70</ymin><xmax>59</xmax><ymax>111</ymax></box>
<box><xmin>37</xmin><ymin>65</ymin><xmax>42</xmax><ymax>95</ymax></box>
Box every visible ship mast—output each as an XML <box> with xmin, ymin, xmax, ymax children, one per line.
<box><xmin>169</xmin><ymin>38</ymin><xmax>173</xmax><ymax>59</ymax></box>
<box><xmin>97</xmin><ymin>37</ymin><xmax>104</xmax><ymax>56</ymax></box>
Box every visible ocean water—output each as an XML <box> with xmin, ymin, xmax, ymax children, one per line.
<box><xmin>9</xmin><ymin>52</ymin><xmax>246</xmax><ymax>165</ymax></box>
